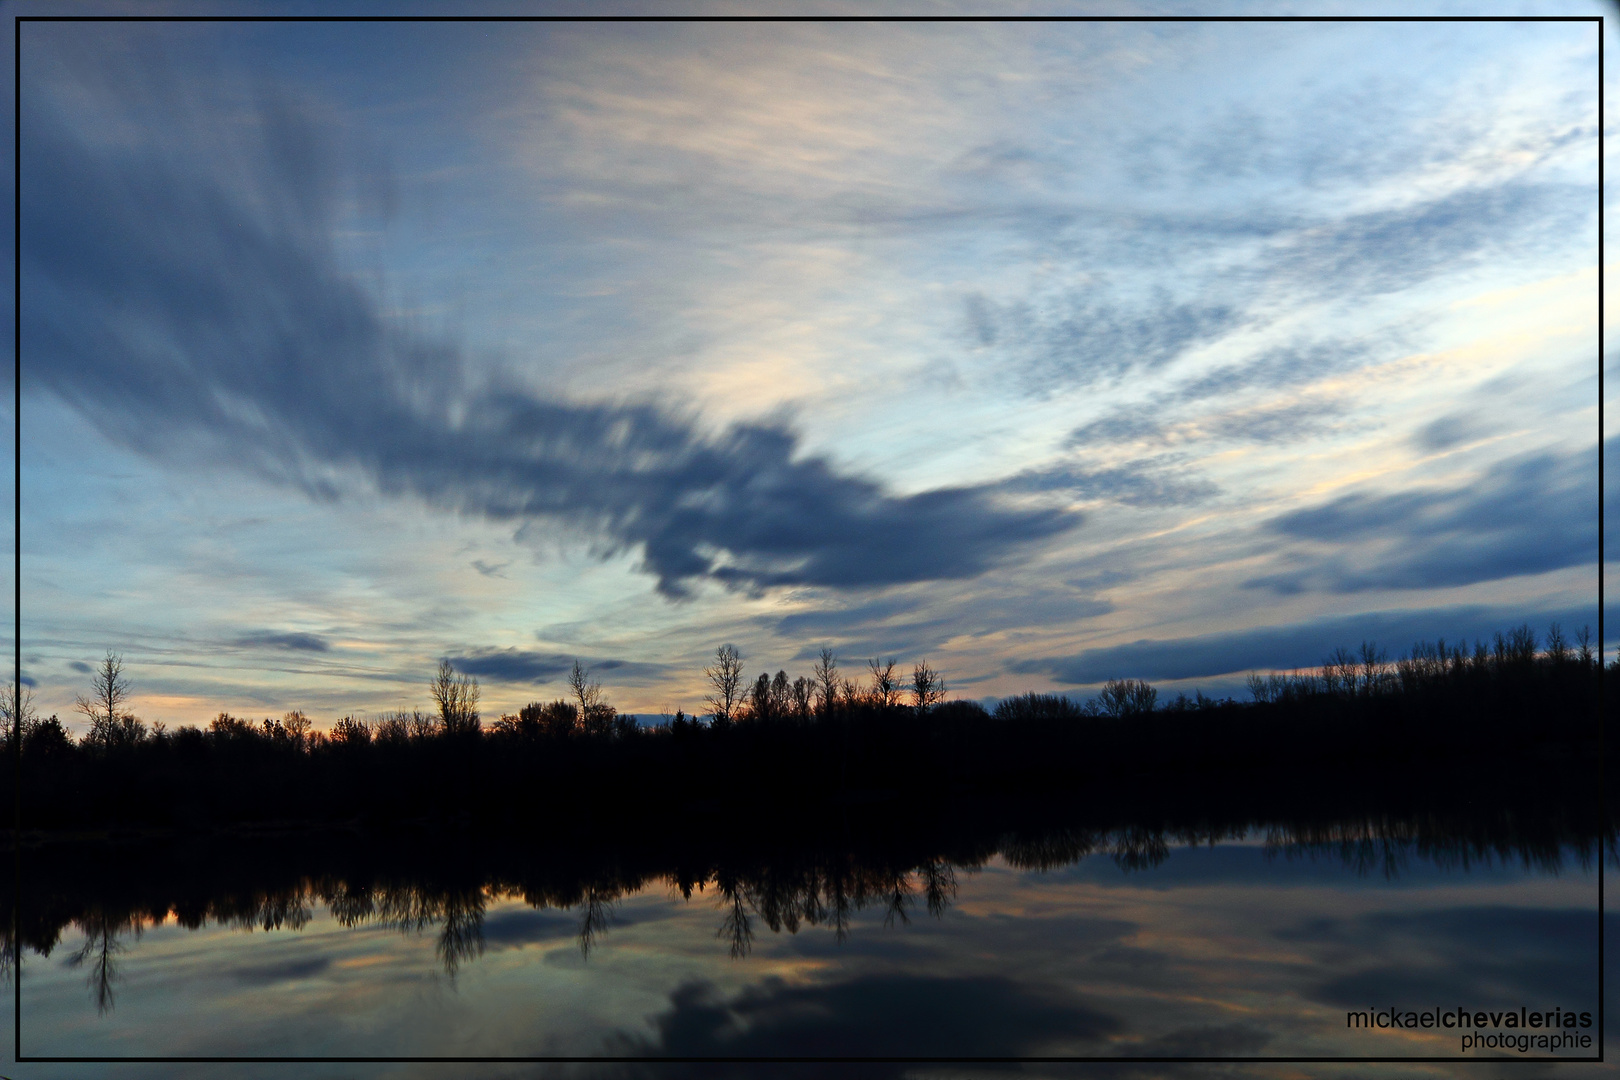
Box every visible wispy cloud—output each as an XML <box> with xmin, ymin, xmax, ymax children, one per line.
<box><xmin>1259</xmin><ymin>182</ymin><xmax>1584</xmax><ymax>300</ymax></box>
<box><xmin>1002</xmin><ymin>457</ymin><xmax>1218</xmax><ymax>508</ymax></box>
<box><xmin>964</xmin><ymin>289</ymin><xmax>1242</xmax><ymax>396</ymax></box>
<box><xmin>1066</xmin><ymin>399</ymin><xmax>1346</xmax><ymax>451</ymax></box>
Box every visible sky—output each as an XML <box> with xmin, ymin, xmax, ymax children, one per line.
<box><xmin>5</xmin><ymin>2</ymin><xmax>1609</xmax><ymax>729</ymax></box>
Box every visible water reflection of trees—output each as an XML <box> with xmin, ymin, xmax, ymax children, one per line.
<box><xmin>67</xmin><ymin>910</ymin><xmax>133</xmax><ymax>1015</ymax></box>
<box><xmin>5</xmin><ymin>804</ymin><xmax>1610</xmax><ymax>1014</ymax></box>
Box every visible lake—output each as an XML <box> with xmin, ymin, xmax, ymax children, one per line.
<box><xmin>2</xmin><ymin>806</ymin><xmax>1610</xmax><ymax>1077</ymax></box>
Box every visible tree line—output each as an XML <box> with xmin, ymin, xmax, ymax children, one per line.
<box><xmin>0</xmin><ymin>621</ymin><xmax>1604</xmax><ymax>832</ymax></box>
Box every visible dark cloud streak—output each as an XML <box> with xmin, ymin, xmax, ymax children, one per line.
<box><xmin>1014</xmin><ymin>602</ymin><xmax>1604</xmax><ymax>684</ymax></box>
<box><xmin>446</xmin><ymin>649</ymin><xmax>669</xmax><ymax>687</ymax></box>
<box><xmin>1249</xmin><ymin>446</ymin><xmax>1598</xmax><ymax>594</ymax></box>
<box><xmin>233</xmin><ymin>631</ymin><xmax>331</xmax><ymax>653</ymax></box>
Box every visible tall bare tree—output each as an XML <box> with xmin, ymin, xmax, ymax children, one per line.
<box><xmin>1577</xmin><ymin>624</ymin><xmax>1596</xmax><ymax>667</ymax></box>
<box><xmin>75</xmin><ymin>651</ymin><xmax>140</xmax><ymax>749</ymax></box>
<box><xmin>911</xmin><ymin>661</ymin><xmax>945</xmax><ymax>714</ymax></box>
<box><xmin>430</xmin><ymin>659</ymin><xmax>481</xmax><ymax>735</ymax></box>
<box><xmin>770</xmin><ymin>670</ymin><xmax>791</xmax><ymax>717</ymax></box>
<box><xmin>812</xmin><ymin>647</ymin><xmax>839</xmax><ymax>717</ymax></box>
<box><xmin>1</xmin><ymin>681</ymin><xmax>38</xmax><ymax>746</ymax></box>
<box><xmin>868</xmin><ymin>658</ymin><xmax>899</xmax><ymax>708</ymax></box>
<box><xmin>705</xmin><ymin>644</ymin><xmax>744</xmax><ymax>725</ymax></box>
<box><xmin>570</xmin><ymin>660</ymin><xmax>615</xmax><ymax>738</ymax></box>
<box><xmin>1545</xmin><ymin>622</ymin><xmax>1569</xmax><ymax>664</ymax></box>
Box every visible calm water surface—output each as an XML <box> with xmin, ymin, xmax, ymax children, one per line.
<box><xmin>4</xmin><ymin>818</ymin><xmax>1610</xmax><ymax>1078</ymax></box>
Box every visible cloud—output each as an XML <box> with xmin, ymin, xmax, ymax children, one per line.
<box><xmin>1012</xmin><ymin>602</ymin><xmax>1605</xmax><ymax>684</ymax></box>
<box><xmin>1053</xmin><ymin>336</ymin><xmax>1384</xmax><ymax>469</ymax></box>
<box><xmin>1171</xmin><ymin>338</ymin><xmax>1383</xmax><ymax>403</ymax></box>
<box><xmin>447</xmin><ymin>650</ymin><xmax>577</xmax><ymax>685</ymax></box>
<box><xmin>1248</xmin><ymin>446</ymin><xmax>1598</xmax><ymax>594</ymax></box>
<box><xmin>1262</xmin><ymin>182</ymin><xmax>1586</xmax><ymax>299</ymax></box>
<box><xmin>770</xmin><ymin>586</ymin><xmax>1114</xmax><ymax>668</ymax></box>
<box><xmin>68</xmin><ymin>661</ymin><xmax>92</xmax><ymax>674</ymax></box>
<box><xmin>1067</xmin><ymin>399</ymin><xmax>1345</xmax><ymax>451</ymax></box>
<box><xmin>961</xmin><ymin>175</ymin><xmax>1574</xmax><ymax>409</ymax></box>
<box><xmin>1003</xmin><ymin>457</ymin><xmax>1218</xmax><ymax>507</ymax></box>
<box><xmin>232</xmin><ymin>631</ymin><xmax>331</xmax><ymax>653</ymax></box>
<box><xmin>447</xmin><ymin>649</ymin><xmax>669</xmax><ymax>687</ymax></box>
<box><xmin>1410</xmin><ymin>410</ymin><xmax>1492</xmax><ymax>453</ymax></box>
<box><xmin>20</xmin><ymin>70</ymin><xmax>1078</xmax><ymax>600</ymax></box>
<box><xmin>965</xmin><ymin>288</ymin><xmax>1242</xmax><ymax>396</ymax></box>
<box><xmin>605</xmin><ymin>973</ymin><xmax>1121</xmax><ymax>1063</ymax></box>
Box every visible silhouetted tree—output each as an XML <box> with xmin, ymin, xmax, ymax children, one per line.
<box><xmin>75</xmin><ymin>652</ymin><xmax>143</xmax><ymax>750</ymax></box>
<box><xmin>1245</xmin><ymin>673</ymin><xmax>1271</xmax><ymax>704</ymax></box>
<box><xmin>535</xmin><ymin>700</ymin><xmax>579</xmax><ymax>739</ymax></box>
<box><xmin>1357</xmin><ymin>641</ymin><xmax>1390</xmax><ymax>696</ymax></box>
<box><xmin>1322</xmin><ymin>647</ymin><xmax>1356</xmax><ymax>697</ymax></box>
<box><xmin>868</xmin><ymin>658</ymin><xmax>899</xmax><ymax>708</ymax></box>
<box><xmin>911</xmin><ymin>661</ymin><xmax>945</xmax><ymax>714</ymax></box>
<box><xmin>21</xmin><ymin>713</ymin><xmax>70</xmax><ymax>757</ymax></box>
<box><xmin>210</xmin><ymin>712</ymin><xmax>253</xmax><ymax>741</ymax></box>
<box><xmin>813</xmin><ymin>647</ymin><xmax>839</xmax><ymax>717</ymax></box>
<box><xmin>994</xmin><ymin>693</ymin><xmax>1082</xmax><ymax>722</ymax></box>
<box><xmin>1098</xmin><ymin>678</ymin><xmax>1157</xmax><ymax>718</ymax></box>
<box><xmin>329</xmin><ymin>715</ymin><xmax>372</xmax><ymax>746</ymax></box>
<box><xmin>1546</xmin><ymin>622</ymin><xmax>1569</xmax><ymax>665</ymax></box>
<box><xmin>747</xmin><ymin>672</ymin><xmax>774</xmax><ymax>722</ymax></box>
<box><xmin>1577</xmin><ymin>625</ymin><xmax>1596</xmax><ymax>667</ymax></box>
<box><xmin>1494</xmin><ymin>624</ymin><xmax>1537</xmax><ymax>672</ymax></box>
<box><xmin>705</xmin><ymin>644</ymin><xmax>744</xmax><ymax>726</ymax></box>
<box><xmin>407</xmin><ymin>709</ymin><xmax>436</xmax><ymax>741</ymax></box>
<box><xmin>282</xmin><ymin>710</ymin><xmax>312</xmax><ymax>750</ymax></box>
<box><xmin>1</xmin><ymin>680</ymin><xmax>38</xmax><ymax>746</ymax></box>
<box><xmin>790</xmin><ymin>676</ymin><xmax>814</xmax><ymax>720</ymax></box>
<box><xmin>431</xmin><ymin>660</ymin><xmax>481</xmax><ymax>735</ymax></box>
<box><xmin>571</xmin><ymin>660</ymin><xmax>614</xmax><ymax>738</ymax></box>
<box><xmin>371</xmin><ymin>710</ymin><xmax>411</xmax><ymax>746</ymax></box>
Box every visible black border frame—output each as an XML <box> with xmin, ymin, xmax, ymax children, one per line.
<box><xmin>8</xmin><ymin>10</ymin><xmax>1607</xmax><ymax>1067</ymax></box>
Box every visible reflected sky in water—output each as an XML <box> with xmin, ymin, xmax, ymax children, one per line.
<box><xmin>5</xmin><ymin>832</ymin><xmax>1607</xmax><ymax>1078</ymax></box>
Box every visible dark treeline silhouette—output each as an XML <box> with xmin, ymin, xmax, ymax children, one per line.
<box><xmin>5</xmin><ymin>781</ymin><xmax>1610</xmax><ymax>1012</ymax></box>
<box><xmin>2</xmin><ymin>622</ymin><xmax>1605</xmax><ymax>832</ymax></box>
